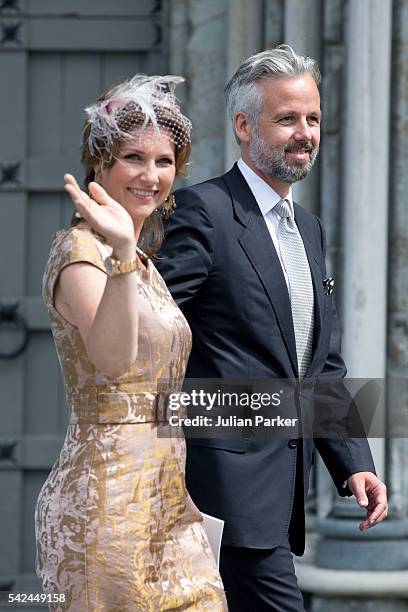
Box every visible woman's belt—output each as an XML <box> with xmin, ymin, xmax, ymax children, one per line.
<box><xmin>68</xmin><ymin>390</ymin><xmax>180</xmax><ymax>424</ymax></box>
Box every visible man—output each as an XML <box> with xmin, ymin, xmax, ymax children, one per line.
<box><xmin>157</xmin><ymin>46</ymin><xmax>388</xmax><ymax>611</ymax></box>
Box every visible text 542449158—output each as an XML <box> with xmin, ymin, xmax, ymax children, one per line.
<box><xmin>5</xmin><ymin>593</ymin><xmax>66</xmax><ymax>604</ymax></box>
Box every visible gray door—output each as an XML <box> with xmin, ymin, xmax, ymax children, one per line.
<box><xmin>0</xmin><ymin>1</ymin><xmax>167</xmax><ymax>606</ymax></box>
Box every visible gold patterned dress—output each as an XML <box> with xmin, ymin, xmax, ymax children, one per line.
<box><xmin>35</xmin><ymin>227</ymin><xmax>227</xmax><ymax>611</ymax></box>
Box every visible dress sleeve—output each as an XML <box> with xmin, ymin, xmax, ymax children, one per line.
<box><xmin>42</xmin><ymin>227</ymin><xmax>107</xmax><ymax>310</ymax></box>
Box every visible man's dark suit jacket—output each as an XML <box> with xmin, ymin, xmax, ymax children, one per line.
<box><xmin>156</xmin><ymin>163</ymin><xmax>375</xmax><ymax>555</ymax></box>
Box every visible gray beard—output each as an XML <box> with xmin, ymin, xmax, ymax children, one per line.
<box><xmin>248</xmin><ymin>129</ymin><xmax>319</xmax><ymax>183</ymax></box>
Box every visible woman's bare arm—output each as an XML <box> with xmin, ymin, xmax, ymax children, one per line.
<box><xmin>56</xmin><ymin>174</ymin><xmax>141</xmax><ymax>377</ymax></box>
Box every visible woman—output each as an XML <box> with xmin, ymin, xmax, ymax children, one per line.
<box><xmin>35</xmin><ymin>75</ymin><xmax>227</xmax><ymax>611</ymax></box>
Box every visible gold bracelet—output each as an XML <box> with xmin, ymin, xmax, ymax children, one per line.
<box><xmin>104</xmin><ymin>255</ymin><xmax>139</xmax><ymax>277</ymax></box>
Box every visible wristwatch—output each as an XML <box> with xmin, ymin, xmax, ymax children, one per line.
<box><xmin>104</xmin><ymin>254</ymin><xmax>139</xmax><ymax>277</ymax></box>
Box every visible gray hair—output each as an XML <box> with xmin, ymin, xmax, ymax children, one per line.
<box><xmin>225</xmin><ymin>44</ymin><xmax>321</xmax><ymax>143</ymax></box>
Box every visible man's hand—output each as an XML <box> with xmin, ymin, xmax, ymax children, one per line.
<box><xmin>347</xmin><ymin>471</ymin><xmax>388</xmax><ymax>531</ymax></box>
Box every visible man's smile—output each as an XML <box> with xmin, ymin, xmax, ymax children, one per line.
<box><xmin>285</xmin><ymin>143</ymin><xmax>314</xmax><ymax>162</ymax></box>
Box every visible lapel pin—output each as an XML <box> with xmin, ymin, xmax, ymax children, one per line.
<box><xmin>323</xmin><ymin>277</ymin><xmax>335</xmax><ymax>296</ymax></box>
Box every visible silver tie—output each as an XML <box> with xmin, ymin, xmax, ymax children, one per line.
<box><xmin>275</xmin><ymin>199</ymin><xmax>314</xmax><ymax>377</ymax></box>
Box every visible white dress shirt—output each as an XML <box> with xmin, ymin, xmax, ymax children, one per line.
<box><xmin>237</xmin><ymin>158</ymin><xmax>294</xmax><ymax>291</ymax></box>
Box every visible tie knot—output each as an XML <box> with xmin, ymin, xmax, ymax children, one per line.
<box><xmin>275</xmin><ymin>198</ymin><xmax>291</xmax><ymax>220</ymax></box>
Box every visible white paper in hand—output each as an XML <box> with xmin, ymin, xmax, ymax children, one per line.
<box><xmin>202</xmin><ymin>513</ymin><xmax>224</xmax><ymax>567</ymax></box>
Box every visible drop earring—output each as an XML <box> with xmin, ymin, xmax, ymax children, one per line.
<box><xmin>160</xmin><ymin>194</ymin><xmax>176</xmax><ymax>218</ymax></box>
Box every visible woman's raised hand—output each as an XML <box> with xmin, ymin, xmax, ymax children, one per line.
<box><xmin>64</xmin><ymin>174</ymin><xmax>136</xmax><ymax>256</ymax></box>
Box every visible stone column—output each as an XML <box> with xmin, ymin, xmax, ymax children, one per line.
<box><xmin>319</xmin><ymin>0</ymin><xmax>345</xmax><ymax>278</ymax></box>
<box><xmin>167</xmin><ymin>0</ymin><xmax>229</xmax><ymax>185</ymax></box>
<box><xmin>168</xmin><ymin>0</ymin><xmax>264</xmax><ymax>182</ymax></box>
<box><xmin>224</xmin><ymin>0</ymin><xmax>264</xmax><ymax>170</ymax></box>
<box><xmin>386</xmin><ymin>0</ymin><xmax>408</xmax><ymax>567</ymax></box>
<box><xmin>321</xmin><ymin>0</ymin><xmax>391</xmax><ymax>538</ymax></box>
<box><xmin>340</xmin><ymin>0</ymin><xmax>392</xmax><ymax>476</ymax></box>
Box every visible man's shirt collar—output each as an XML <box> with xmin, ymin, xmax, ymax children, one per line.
<box><xmin>237</xmin><ymin>158</ymin><xmax>294</xmax><ymax>219</ymax></box>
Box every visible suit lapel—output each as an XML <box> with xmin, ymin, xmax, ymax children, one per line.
<box><xmin>294</xmin><ymin>204</ymin><xmax>325</xmax><ymax>374</ymax></box>
<box><xmin>239</xmin><ymin>220</ymin><xmax>299</xmax><ymax>375</ymax></box>
<box><xmin>223</xmin><ymin>165</ymin><xmax>298</xmax><ymax>375</ymax></box>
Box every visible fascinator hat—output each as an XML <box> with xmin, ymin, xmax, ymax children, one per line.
<box><xmin>84</xmin><ymin>74</ymin><xmax>192</xmax><ymax>161</ymax></box>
